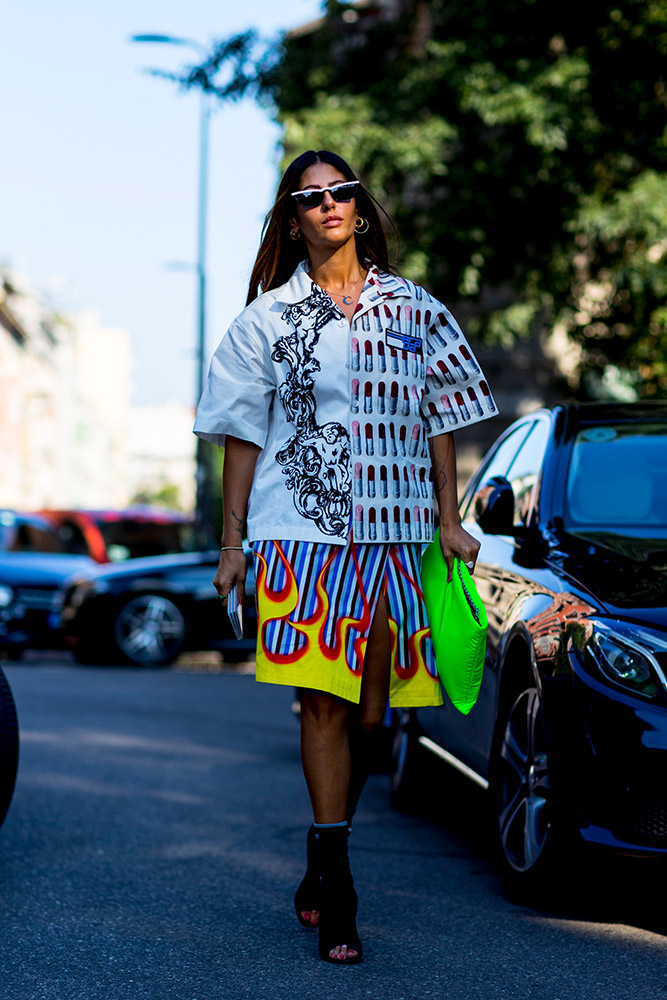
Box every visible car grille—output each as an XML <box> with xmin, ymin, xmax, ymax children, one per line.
<box><xmin>15</xmin><ymin>587</ymin><xmax>58</xmax><ymax>610</ymax></box>
<box><xmin>613</xmin><ymin>786</ymin><xmax>667</xmax><ymax>845</ymax></box>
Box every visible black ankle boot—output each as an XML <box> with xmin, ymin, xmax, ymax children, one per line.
<box><xmin>317</xmin><ymin>826</ymin><xmax>363</xmax><ymax>964</ymax></box>
<box><xmin>294</xmin><ymin>824</ymin><xmax>320</xmax><ymax>928</ymax></box>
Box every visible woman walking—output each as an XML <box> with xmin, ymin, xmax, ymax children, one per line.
<box><xmin>194</xmin><ymin>149</ymin><xmax>497</xmax><ymax>964</ymax></box>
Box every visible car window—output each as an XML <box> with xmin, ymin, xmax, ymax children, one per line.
<box><xmin>98</xmin><ymin>520</ymin><xmax>183</xmax><ymax>560</ymax></box>
<box><xmin>1</xmin><ymin>519</ymin><xmax>68</xmax><ymax>553</ymax></box>
<box><xmin>96</xmin><ymin>519</ymin><xmax>214</xmax><ymax>560</ymax></box>
<box><xmin>57</xmin><ymin>518</ymin><xmax>91</xmax><ymax>556</ymax></box>
<box><xmin>461</xmin><ymin>424</ymin><xmax>533</xmax><ymax>520</ymax></box>
<box><xmin>565</xmin><ymin>422</ymin><xmax>667</xmax><ymax>529</ymax></box>
<box><xmin>505</xmin><ymin>420</ymin><xmax>550</xmax><ymax>526</ymax></box>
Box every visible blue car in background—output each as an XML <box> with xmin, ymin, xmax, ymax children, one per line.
<box><xmin>0</xmin><ymin>510</ymin><xmax>93</xmax><ymax>658</ymax></box>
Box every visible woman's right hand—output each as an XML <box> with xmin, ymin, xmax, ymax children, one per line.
<box><xmin>213</xmin><ymin>548</ymin><xmax>248</xmax><ymax>606</ymax></box>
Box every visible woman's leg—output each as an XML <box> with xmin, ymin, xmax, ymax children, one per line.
<box><xmin>300</xmin><ymin>690</ymin><xmax>350</xmax><ymax>823</ymax></box>
<box><xmin>297</xmin><ymin>597</ymin><xmax>390</xmax><ymax>961</ymax></box>
<box><xmin>300</xmin><ymin>592</ymin><xmax>391</xmax><ymax>825</ymax></box>
<box><xmin>297</xmin><ymin>690</ymin><xmax>350</xmax><ymax>939</ymax></box>
<box><xmin>359</xmin><ymin>590</ymin><xmax>392</xmax><ymax>730</ymax></box>
<box><xmin>347</xmin><ymin>591</ymin><xmax>392</xmax><ymax>823</ymax></box>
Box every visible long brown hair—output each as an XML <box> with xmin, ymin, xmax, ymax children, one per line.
<box><xmin>246</xmin><ymin>149</ymin><xmax>399</xmax><ymax>304</ymax></box>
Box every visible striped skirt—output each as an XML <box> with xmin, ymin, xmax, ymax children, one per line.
<box><xmin>253</xmin><ymin>539</ymin><xmax>443</xmax><ymax>708</ymax></box>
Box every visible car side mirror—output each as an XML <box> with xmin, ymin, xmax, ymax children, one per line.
<box><xmin>473</xmin><ymin>475</ymin><xmax>516</xmax><ymax>535</ymax></box>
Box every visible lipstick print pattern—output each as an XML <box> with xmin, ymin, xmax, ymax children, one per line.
<box><xmin>348</xmin><ymin>321</ymin><xmax>433</xmax><ymax>541</ymax></box>
<box><xmin>351</xmin><ymin>499</ymin><xmax>433</xmax><ymax>542</ymax></box>
<box><xmin>347</xmin><ymin>273</ymin><xmax>499</xmax><ymax>537</ymax></box>
<box><xmin>272</xmin><ymin>284</ymin><xmax>351</xmax><ymax>535</ymax></box>
<box><xmin>254</xmin><ymin>538</ymin><xmax>442</xmax><ymax>708</ymax></box>
<box><xmin>420</xmin><ymin>307</ymin><xmax>497</xmax><ymax>432</ymax></box>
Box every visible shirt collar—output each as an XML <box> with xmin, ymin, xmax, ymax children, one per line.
<box><xmin>270</xmin><ymin>261</ymin><xmax>412</xmax><ymax>310</ymax></box>
<box><xmin>355</xmin><ymin>265</ymin><xmax>411</xmax><ymax>315</ymax></box>
<box><xmin>270</xmin><ymin>260</ymin><xmax>318</xmax><ymax>306</ymax></box>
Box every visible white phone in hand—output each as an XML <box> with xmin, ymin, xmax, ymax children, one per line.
<box><xmin>226</xmin><ymin>582</ymin><xmax>243</xmax><ymax>641</ymax></box>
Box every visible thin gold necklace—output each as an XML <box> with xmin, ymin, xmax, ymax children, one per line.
<box><xmin>315</xmin><ymin>274</ymin><xmax>365</xmax><ymax>306</ymax></box>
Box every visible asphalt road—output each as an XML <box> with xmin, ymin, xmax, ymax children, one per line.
<box><xmin>1</xmin><ymin>657</ymin><xmax>666</xmax><ymax>1000</ymax></box>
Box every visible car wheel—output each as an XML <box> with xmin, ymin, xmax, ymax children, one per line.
<box><xmin>390</xmin><ymin>709</ymin><xmax>425</xmax><ymax>811</ymax></box>
<box><xmin>490</xmin><ymin>681</ymin><xmax>566</xmax><ymax>900</ymax></box>
<box><xmin>0</xmin><ymin>665</ymin><xmax>19</xmax><ymax>829</ymax></box>
<box><xmin>113</xmin><ymin>594</ymin><xmax>186</xmax><ymax>666</ymax></box>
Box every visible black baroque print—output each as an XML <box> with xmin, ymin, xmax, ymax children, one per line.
<box><xmin>272</xmin><ymin>283</ymin><xmax>351</xmax><ymax>535</ymax></box>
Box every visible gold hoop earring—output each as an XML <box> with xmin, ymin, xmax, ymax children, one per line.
<box><xmin>290</xmin><ymin>228</ymin><xmax>301</xmax><ymax>241</ymax></box>
<box><xmin>355</xmin><ymin>217</ymin><xmax>369</xmax><ymax>235</ymax></box>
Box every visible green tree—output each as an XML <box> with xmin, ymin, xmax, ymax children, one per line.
<box><xmin>268</xmin><ymin>0</ymin><xmax>667</xmax><ymax>397</ymax></box>
<box><xmin>131</xmin><ymin>484</ymin><xmax>184</xmax><ymax>510</ymax></box>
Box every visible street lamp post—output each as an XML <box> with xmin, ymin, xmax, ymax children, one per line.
<box><xmin>130</xmin><ymin>34</ymin><xmax>214</xmax><ymax>529</ymax></box>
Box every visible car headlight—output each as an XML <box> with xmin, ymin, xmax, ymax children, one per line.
<box><xmin>0</xmin><ymin>585</ymin><xmax>14</xmax><ymax>608</ymax></box>
<box><xmin>586</xmin><ymin>620</ymin><xmax>667</xmax><ymax>699</ymax></box>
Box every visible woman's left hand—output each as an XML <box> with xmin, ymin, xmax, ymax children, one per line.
<box><xmin>439</xmin><ymin>520</ymin><xmax>481</xmax><ymax>583</ymax></box>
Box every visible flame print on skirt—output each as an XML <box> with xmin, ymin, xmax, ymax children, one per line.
<box><xmin>385</xmin><ymin>615</ymin><xmax>431</xmax><ymax>681</ymax></box>
<box><xmin>386</xmin><ymin>547</ymin><xmax>435</xmax><ymax>680</ymax></box>
<box><xmin>254</xmin><ymin>542</ymin><xmax>372</xmax><ymax>674</ymax></box>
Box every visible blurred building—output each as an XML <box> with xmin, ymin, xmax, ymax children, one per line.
<box><xmin>0</xmin><ymin>269</ymin><xmax>132</xmax><ymax>509</ymax></box>
<box><xmin>127</xmin><ymin>402</ymin><xmax>197</xmax><ymax>513</ymax></box>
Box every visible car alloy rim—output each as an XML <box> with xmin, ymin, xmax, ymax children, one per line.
<box><xmin>496</xmin><ymin>687</ymin><xmax>551</xmax><ymax>873</ymax></box>
<box><xmin>115</xmin><ymin>596</ymin><xmax>185</xmax><ymax>662</ymax></box>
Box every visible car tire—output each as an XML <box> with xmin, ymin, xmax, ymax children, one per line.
<box><xmin>390</xmin><ymin>709</ymin><xmax>426</xmax><ymax>812</ymax></box>
<box><xmin>490</xmin><ymin>679</ymin><xmax>570</xmax><ymax>902</ymax></box>
<box><xmin>0</xmin><ymin>665</ymin><xmax>19</xmax><ymax>830</ymax></box>
<box><xmin>113</xmin><ymin>594</ymin><xmax>187</xmax><ymax>666</ymax></box>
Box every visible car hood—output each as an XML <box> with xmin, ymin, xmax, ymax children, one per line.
<box><xmin>68</xmin><ymin>549</ymin><xmax>222</xmax><ymax>583</ymax></box>
<box><xmin>550</xmin><ymin>530</ymin><xmax>667</xmax><ymax>628</ymax></box>
<box><xmin>0</xmin><ymin>552</ymin><xmax>94</xmax><ymax>586</ymax></box>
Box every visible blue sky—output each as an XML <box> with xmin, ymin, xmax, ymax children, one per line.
<box><xmin>3</xmin><ymin>0</ymin><xmax>324</xmax><ymax>407</ymax></box>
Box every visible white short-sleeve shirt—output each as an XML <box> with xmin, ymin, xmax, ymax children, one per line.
<box><xmin>194</xmin><ymin>262</ymin><xmax>498</xmax><ymax>545</ymax></box>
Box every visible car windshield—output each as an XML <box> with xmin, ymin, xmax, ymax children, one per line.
<box><xmin>97</xmin><ymin>519</ymin><xmax>214</xmax><ymax>561</ymax></box>
<box><xmin>565</xmin><ymin>422</ymin><xmax>667</xmax><ymax>531</ymax></box>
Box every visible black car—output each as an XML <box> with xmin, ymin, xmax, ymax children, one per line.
<box><xmin>59</xmin><ymin>549</ymin><xmax>257</xmax><ymax>666</ymax></box>
<box><xmin>391</xmin><ymin>402</ymin><xmax>667</xmax><ymax>898</ymax></box>
<box><xmin>0</xmin><ymin>510</ymin><xmax>94</xmax><ymax>657</ymax></box>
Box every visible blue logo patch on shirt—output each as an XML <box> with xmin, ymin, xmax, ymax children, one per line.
<box><xmin>385</xmin><ymin>330</ymin><xmax>423</xmax><ymax>354</ymax></box>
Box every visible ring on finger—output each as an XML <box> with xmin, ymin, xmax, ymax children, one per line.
<box><xmin>465</xmin><ymin>560</ymin><xmax>475</xmax><ymax>570</ymax></box>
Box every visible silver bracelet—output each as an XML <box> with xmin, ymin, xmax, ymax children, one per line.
<box><xmin>220</xmin><ymin>546</ymin><xmax>244</xmax><ymax>551</ymax></box>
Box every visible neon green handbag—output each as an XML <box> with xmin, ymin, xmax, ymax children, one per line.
<box><xmin>421</xmin><ymin>529</ymin><xmax>488</xmax><ymax>715</ymax></box>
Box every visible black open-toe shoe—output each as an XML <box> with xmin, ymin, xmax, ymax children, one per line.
<box><xmin>294</xmin><ymin>824</ymin><xmax>321</xmax><ymax>928</ymax></box>
<box><xmin>317</xmin><ymin>826</ymin><xmax>363</xmax><ymax>964</ymax></box>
